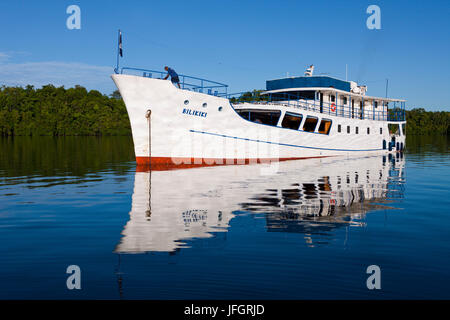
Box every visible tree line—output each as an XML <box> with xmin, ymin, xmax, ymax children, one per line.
<box><xmin>0</xmin><ymin>86</ymin><xmax>448</xmax><ymax>136</ymax></box>
<box><xmin>0</xmin><ymin>85</ymin><xmax>130</xmax><ymax>136</ymax></box>
<box><xmin>405</xmin><ymin>108</ymin><xmax>449</xmax><ymax>135</ymax></box>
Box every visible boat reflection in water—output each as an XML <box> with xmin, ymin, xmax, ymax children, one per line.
<box><xmin>115</xmin><ymin>154</ymin><xmax>405</xmax><ymax>253</ymax></box>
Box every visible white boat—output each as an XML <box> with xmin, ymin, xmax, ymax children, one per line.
<box><xmin>112</xmin><ymin>65</ymin><xmax>406</xmax><ymax>169</ymax></box>
<box><xmin>115</xmin><ymin>154</ymin><xmax>405</xmax><ymax>253</ymax></box>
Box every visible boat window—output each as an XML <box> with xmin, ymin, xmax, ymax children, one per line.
<box><xmin>302</xmin><ymin>116</ymin><xmax>318</xmax><ymax>132</ymax></box>
<box><xmin>380</xmin><ymin>127</ymin><xmax>383</xmax><ymax>134</ymax></box>
<box><xmin>341</xmin><ymin>97</ymin><xmax>347</xmax><ymax>105</ymax></box>
<box><xmin>236</xmin><ymin>109</ymin><xmax>281</xmax><ymax>126</ymax></box>
<box><xmin>388</xmin><ymin>123</ymin><xmax>399</xmax><ymax>135</ymax></box>
<box><xmin>281</xmin><ymin>112</ymin><xmax>303</xmax><ymax>130</ymax></box>
<box><xmin>272</xmin><ymin>91</ymin><xmax>315</xmax><ymax>101</ymax></box>
<box><xmin>367</xmin><ymin>127</ymin><xmax>370</xmax><ymax>134</ymax></box>
<box><xmin>330</xmin><ymin>95</ymin><xmax>336</xmax><ymax>103</ymax></box>
<box><xmin>401</xmin><ymin>123</ymin><xmax>406</xmax><ymax>135</ymax></box>
<box><xmin>356</xmin><ymin>127</ymin><xmax>359</xmax><ymax>134</ymax></box>
<box><xmin>318</xmin><ymin>119</ymin><xmax>332</xmax><ymax>135</ymax></box>
<box><xmin>236</xmin><ymin>109</ymin><xmax>250</xmax><ymax>120</ymax></box>
<box><xmin>338</xmin><ymin>124</ymin><xmax>341</xmax><ymax>133</ymax></box>
<box><xmin>298</xmin><ymin>91</ymin><xmax>315</xmax><ymax>100</ymax></box>
<box><xmin>271</xmin><ymin>92</ymin><xmax>294</xmax><ymax>101</ymax></box>
<box><xmin>347</xmin><ymin>126</ymin><xmax>350</xmax><ymax>134</ymax></box>
<box><xmin>374</xmin><ymin>101</ymin><xmax>378</xmax><ymax>108</ymax></box>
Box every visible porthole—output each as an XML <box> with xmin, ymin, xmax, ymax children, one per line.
<box><xmin>184</xmin><ymin>100</ymin><xmax>189</xmax><ymax>105</ymax></box>
<box><xmin>202</xmin><ymin>103</ymin><xmax>207</xmax><ymax>108</ymax></box>
<box><xmin>218</xmin><ymin>106</ymin><xmax>223</xmax><ymax>111</ymax></box>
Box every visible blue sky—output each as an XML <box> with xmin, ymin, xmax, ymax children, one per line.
<box><xmin>0</xmin><ymin>0</ymin><xmax>449</xmax><ymax>110</ymax></box>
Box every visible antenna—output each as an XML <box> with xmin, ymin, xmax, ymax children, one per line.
<box><xmin>385</xmin><ymin>78</ymin><xmax>389</xmax><ymax>98</ymax></box>
<box><xmin>115</xmin><ymin>29</ymin><xmax>122</xmax><ymax>74</ymax></box>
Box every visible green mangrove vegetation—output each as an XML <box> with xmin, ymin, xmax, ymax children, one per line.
<box><xmin>0</xmin><ymin>85</ymin><xmax>130</xmax><ymax>136</ymax></box>
<box><xmin>405</xmin><ymin>108</ymin><xmax>449</xmax><ymax>135</ymax></box>
<box><xmin>0</xmin><ymin>86</ymin><xmax>448</xmax><ymax>136</ymax></box>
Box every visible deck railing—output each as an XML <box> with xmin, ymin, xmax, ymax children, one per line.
<box><xmin>115</xmin><ymin>68</ymin><xmax>405</xmax><ymax>122</ymax></box>
<box><xmin>226</xmin><ymin>91</ymin><xmax>406</xmax><ymax>122</ymax></box>
<box><xmin>118</xmin><ymin>67</ymin><xmax>228</xmax><ymax>96</ymax></box>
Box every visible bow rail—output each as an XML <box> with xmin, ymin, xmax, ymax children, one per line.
<box><xmin>118</xmin><ymin>67</ymin><xmax>228</xmax><ymax>96</ymax></box>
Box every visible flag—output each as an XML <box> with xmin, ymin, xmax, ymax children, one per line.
<box><xmin>119</xmin><ymin>31</ymin><xmax>123</xmax><ymax>57</ymax></box>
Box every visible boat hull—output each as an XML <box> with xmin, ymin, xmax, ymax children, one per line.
<box><xmin>112</xmin><ymin>74</ymin><xmax>405</xmax><ymax>169</ymax></box>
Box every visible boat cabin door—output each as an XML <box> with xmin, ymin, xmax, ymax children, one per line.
<box><xmin>360</xmin><ymin>101</ymin><xmax>363</xmax><ymax>119</ymax></box>
<box><xmin>351</xmin><ymin>99</ymin><xmax>355</xmax><ymax>118</ymax></box>
<box><xmin>319</xmin><ymin>93</ymin><xmax>323</xmax><ymax>113</ymax></box>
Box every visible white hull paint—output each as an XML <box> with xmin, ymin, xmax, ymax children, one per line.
<box><xmin>112</xmin><ymin>74</ymin><xmax>405</xmax><ymax>167</ymax></box>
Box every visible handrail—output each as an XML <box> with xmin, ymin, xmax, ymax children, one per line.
<box><xmin>116</xmin><ymin>68</ymin><xmax>405</xmax><ymax>122</ymax></box>
<box><xmin>227</xmin><ymin>91</ymin><xmax>406</xmax><ymax>122</ymax></box>
<box><xmin>119</xmin><ymin>67</ymin><xmax>228</xmax><ymax>96</ymax></box>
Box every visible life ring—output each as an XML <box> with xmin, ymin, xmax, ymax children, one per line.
<box><xmin>330</xmin><ymin>103</ymin><xmax>336</xmax><ymax>112</ymax></box>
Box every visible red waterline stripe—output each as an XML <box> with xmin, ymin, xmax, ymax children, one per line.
<box><xmin>135</xmin><ymin>156</ymin><xmax>331</xmax><ymax>172</ymax></box>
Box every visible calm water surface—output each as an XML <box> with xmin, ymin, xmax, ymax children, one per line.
<box><xmin>0</xmin><ymin>136</ymin><xmax>449</xmax><ymax>299</ymax></box>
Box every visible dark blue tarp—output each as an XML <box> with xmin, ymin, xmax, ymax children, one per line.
<box><xmin>266</xmin><ymin>76</ymin><xmax>351</xmax><ymax>92</ymax></box>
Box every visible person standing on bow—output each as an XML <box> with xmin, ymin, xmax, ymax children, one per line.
<box><xmin>163</xmin><ymin>66</ymin><xmax>181</xmax><ymax>88</ymax></box>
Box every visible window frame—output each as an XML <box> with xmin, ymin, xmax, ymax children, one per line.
<box><xmin>235</xmin><ymin>109</ymin><xmax>282</xmax><ymax>127</ymax></box>
<box><xmin>318</xmin><ymin>118</ymin><xmax>333</xmax><ymax>135</ymax></box>
<box><xmin>388</xmin><ymin>123</ymin><xmax>399</xmax><ymax>135</ymax></box>
<box><xmin>302</xmin><ymin>116</ymin><xmax>319</xmax><ymax>133</ymax></box>
<box><xmin>281</xmin><ymin>112</ymin><xmax>303</xmax><ymax>130</ymax></box>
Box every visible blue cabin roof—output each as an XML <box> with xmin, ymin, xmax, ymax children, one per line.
<box><xmin>266</xmin><ymin>76</ymin><xmax>351</xmax><ymax>92</ymax></box>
